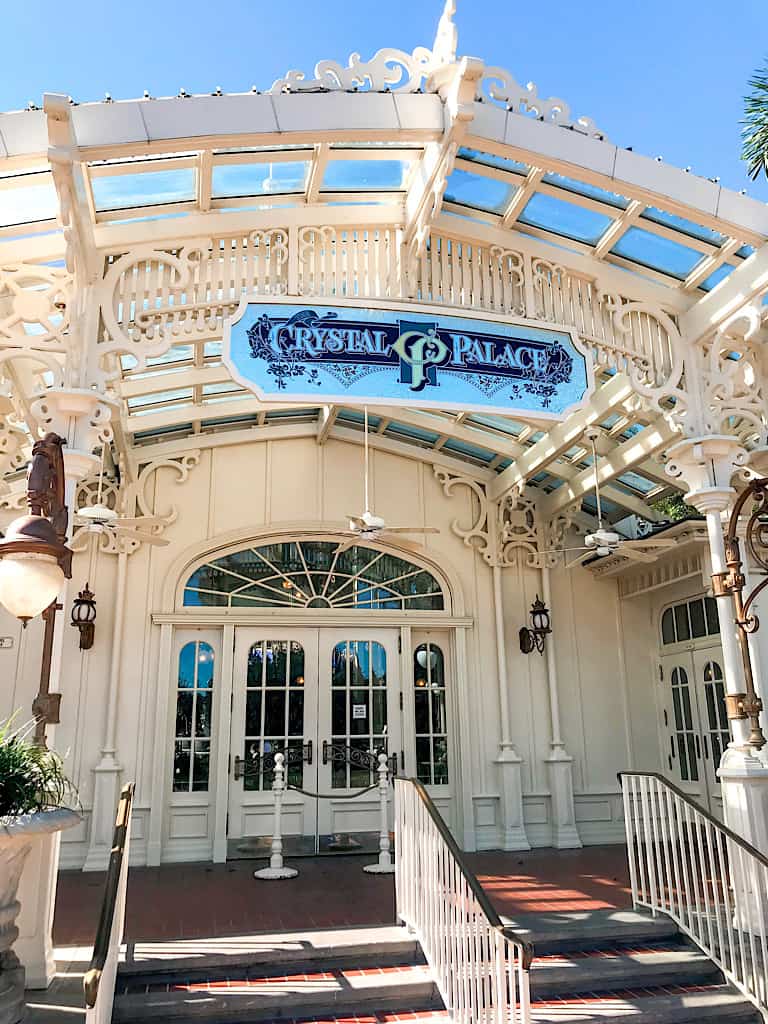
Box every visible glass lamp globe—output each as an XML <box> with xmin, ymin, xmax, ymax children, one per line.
<box><xmin>0</xmin><ymin>553</ymin><xmax>64</xmax><ymax>622</ymax></box>
<box><xmin>530</xmin><ymin>597</ymin><xmax>550</xmax><ymax>634</ymax></box>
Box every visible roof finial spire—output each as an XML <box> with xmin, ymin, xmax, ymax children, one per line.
<box><xmin>432</xmin><ymin>0</ymin><xmax>458</xmax><ymax>67</ymax></box>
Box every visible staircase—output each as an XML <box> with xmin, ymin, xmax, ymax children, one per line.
<box><xmin>109</xmin><ymin>911</ymin><xmax>760</xmax><ymax>1024</ymax></box>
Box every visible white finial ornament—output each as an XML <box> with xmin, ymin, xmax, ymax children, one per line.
<box><xmin>432</xmin><ymin>0</ymin><xmax>458</xmax><ymax>67</ymax></box>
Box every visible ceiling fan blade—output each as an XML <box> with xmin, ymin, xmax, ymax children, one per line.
<box><xmin>382</xmin><ymin>526</ymin><xmax>441</xmax><ymax>534</ymax></box>
<box><xmin>567</xmin><ymin>550</ymin><xmax>595</xmax><ymax>568</ymax></box>
<box><xmin>336</xmin><ymin>537</ymin><xmax>358</xmax><ymax>554</ymax></box>
<box><xmin>114</xmin><ymin>526</ymin><xmax>169</xmax><ymax>546</ymax></box>
<box><xmin>538</xmin><ymin>545</ymin><xmax>591</xmax><ymax>555</ymax></box>
<box><xmin>346</xmin><ymin>515</ymin><xmax>367</xmax><ymax>529</ymax></box>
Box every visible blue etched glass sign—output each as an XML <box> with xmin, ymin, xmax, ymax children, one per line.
<box><xmin>225</xmin><ymin>302</ymin><xmax>591</xmax><ymax>418</ymax></box>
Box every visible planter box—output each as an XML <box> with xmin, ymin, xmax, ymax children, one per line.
<box><xmin>0</xmin><ymin>808</ymin><xmax>80</xmax><ymax>1024</ymax></box>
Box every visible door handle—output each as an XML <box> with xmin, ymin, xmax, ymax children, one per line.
<box><xmin>695</xmin><ymin>735</ymin><xmax>701</xmax><ymax>759</ymax></box>
<box><xmin>322</xmin><ymin>739</ymin><xmax>329</xmax><ymax>765</ymax></box>
<box><xmin>233</xmin><ymin>755</ymin><xmax>244</xmax><ymax>781</ymax></box>
<box><xmin>703</xmin><ymin>735</ymin><xmax>709</xmax><ymax>760</ymax></box>
<box><xmin>305</xmin><ymin>740</ymin><xmax>313</xmax><ymax>765</ymax></box>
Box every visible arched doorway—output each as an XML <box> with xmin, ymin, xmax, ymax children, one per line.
<box><xmin>172</xmin><ymin>538</ymin><xmax>455</xmax><ymax>857</ymax></box>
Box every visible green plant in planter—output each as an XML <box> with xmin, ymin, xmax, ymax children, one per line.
<box><xmin>0</xmin><ymin>716</ymin><xmax>77</xmax><ymax>818</ymax></box>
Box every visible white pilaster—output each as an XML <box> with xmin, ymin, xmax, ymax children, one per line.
<box><xmin>541</xmin><ymin>566</ymin><xmax>581</xmax><ymax>848</ymax></box>
<box><xmin>492</xmin><ymin>565</ymin><xmax>530</xmax><ymax>851</ymax></box>
<box><xmin>83</xmin><ymin>547</ymin><xmax>128</xmax><ymax>871</ymax></box>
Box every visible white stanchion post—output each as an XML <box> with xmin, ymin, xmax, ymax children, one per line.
<box><xmin>364</xmin><ymin>753</ymin><xmax>395</xmax><ymax>874</ymax></box>
<box><xmin>254</xmin><ymin>753</ymin><xmax>298</xmax><ymax>881</ymax></box>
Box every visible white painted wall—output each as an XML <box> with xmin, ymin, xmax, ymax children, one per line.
<box><xmin>2</xmin><ymin>434</ymin><xmax>682</xmax><ymax>866</ymax></box>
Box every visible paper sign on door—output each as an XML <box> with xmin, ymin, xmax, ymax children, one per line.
<box><xmin>352</xmin><ymin>704</ymin><xmax>367</xmax><ymax>720</ymax></box>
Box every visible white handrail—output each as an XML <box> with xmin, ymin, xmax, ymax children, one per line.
<box><xmin>620</xmin><ymin>771</ymin><xmax>768</xmax><ymax>1020</ymax></box>
<box><xmin>394</xmin><ymin>778</ymin><xmax>532</xmax><ymax>1024</ymax></box>
<box><xmin>84</xmin><ymin>782</ymin><xmax>134</xmax><ymax>1024</ymax></box>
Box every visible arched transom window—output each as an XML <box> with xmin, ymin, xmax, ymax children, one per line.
<box><xmin>183</xmin><ymin>540</ymin><xmax>445</xmax><ymax>611</ymax></box>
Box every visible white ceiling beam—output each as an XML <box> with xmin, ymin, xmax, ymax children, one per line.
<box><xmin>317</xmin><ymin>404</ymin><xmax>337</xmax><ymax>444</ymax></box>
<box><xmin>305</xmin><ymin>144</ymin><xmax>330</xmax><ymax>205</ymax></box>
<box><xmin>541</xmin><ymin>419</ymin><xmax>678</xmax><ymax>517</ymax></box>
<box><xmin>682</xmin><ymin>237</ymin><xmax>740</xmax><ymax>293</ymax></box>
<box><xmin>502</xmin><ymin>167</ymin><xmax>543</xmax><ymax>228</ymax></box>
<box><xmin>680</xmin><ymin>242</ymin><xmax>768</xmax><ymax>343</ymax></box>
<box><xmin>488</xmin><ymin>374</ymin><xmax>635</xmax><ymax>500</ymax></box>
<box><xmin>594</xmin><ymin>199</ymin><xmax>644</xmax><ymax>260</ymax></box>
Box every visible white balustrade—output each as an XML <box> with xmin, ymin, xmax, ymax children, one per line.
<box><xmin>394</xmin><ymin>777</ymin><xmax>532</xmax><ymax>1024</ymax></box>
<box><xmin>254</xmin><ymin>752</ymin><xmax>299</xmax><ymax>881</ymax></box>
<box><xmin>364</xmin><ymin>752</ymin><xmax>395</xmax><ymax>874</ymax></box>
<box><xmin>621</xmin><ymin>771</ymin><xmax>768</xmax><ymax>1017</ymax></box>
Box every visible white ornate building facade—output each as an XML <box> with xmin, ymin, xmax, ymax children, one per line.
<box><xmin>1</xmin><ymin>4</ymin><xmax>768</xmax><ymax>905</ymax></box>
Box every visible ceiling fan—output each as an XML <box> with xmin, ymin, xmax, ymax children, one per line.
<box><xmin>334</xmin><ymin>407</ymin><xmax>440</xmax><ymax>552</ymax></box>
<box><xmin>542</xmin><ymin>427</ymin><xmax>676</xmax><ymax>568</ymax></box>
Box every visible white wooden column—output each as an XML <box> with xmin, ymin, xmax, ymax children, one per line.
<box><xmin>541</xmin><ymin>566</ymin><xmax>581</xmax><ymax>848</ymax></box>
<box><xmin>492</xmin><ymin>565</ymin><xmax>530</xmax><ymax>851</ymax></box>
<box><xmin>667</xmin><ymin>436</ymin><xmax>768</xmax><ymax>857</ymax></box>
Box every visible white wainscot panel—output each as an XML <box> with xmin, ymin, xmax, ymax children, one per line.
<box><xmin>169</xmin><ymin>808</ymin><xmax>210</xmax><ymax>841</ymax></box>
<box><xmin>574</xmin><ymin>794</ymin><xmax>626</xmax><ymax>845</ymax></box>
<box><xmin>473</xmin><ymin>795</ymin><xmax>500</xmax><ymax>851</ymax></box>
<box><xmin>242</xmin><ymin>802</ymin><xmax>306</xmax><ymax>838</ymax></box>
<box><xmin>330</xmin><ymin>800</ymin><xmax>379</xmax><ymax>833</ymax></box>
<box><xmin>523</xmin><ymin>796</ymin><xmax>552</xmax><ymax>848</ymax></box>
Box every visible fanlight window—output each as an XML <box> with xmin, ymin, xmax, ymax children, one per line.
<box><xmin>183</xmin><ymin>540</ymin><xmax>445</xmax><ymax>611</ymax></box>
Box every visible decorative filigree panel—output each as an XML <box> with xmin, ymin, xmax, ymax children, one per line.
<box><xmin>0</xmin><ymin>264</ymin><xmax>71</xmax><ymax>351</ymax></box>
<box><xmin>270</xmin><ymin>48</ymin><xmax>434</xmax><ymax>94</ymax></box>
<box><xmin>298</xmin><ymin>227</ymin><xmax>401</xmax><ymax>298</ymax></box>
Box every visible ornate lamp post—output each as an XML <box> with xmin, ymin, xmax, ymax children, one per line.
<box><xmin>711</xmin><ymin>477</ymin><xmax>768</xmax><ymax>750</ymax></box>
<box><xmin>0</xmin><ymin>434</ymin><xmax>73</xmax><ymax>745</ymax></box>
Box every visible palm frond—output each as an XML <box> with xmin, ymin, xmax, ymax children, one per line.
<box><xmin>742</xmin><ymin>60</ymin><xmax>768</xmax><ymax>181</ymax></box>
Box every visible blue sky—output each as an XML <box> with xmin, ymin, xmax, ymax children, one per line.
<box><xmin>3</xmin><ymin>0</ymin><xmax>768</xmax><ymax>202</ymax></box>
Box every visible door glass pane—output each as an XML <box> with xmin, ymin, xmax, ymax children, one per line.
<box><xmin>702</xmin><ymin>660</ymin><xmax>729</xmax><ymax>785</ymax></box>
<box><xmin>173</xmin><ymin>641</ymin><xmax>215</xmax><ymax>792</ymax></box>
<box><xmin>661</xmin><ymin>608</ymin><xmax>675</xmax><ymax>645</ymax></box>
<box><xmin>689</xmin><ymin>599</ymin><xmax>706</xmax><ymax>638</ymax></box>
<box><xmin>330</xmin><ymin>640</ymin><xmax>387</xmax><ymax>788</ymax></box>
<box><xmin>674</xmin><ymin>604</ymin><xmax>691</xmax><ymax>642</ymax></box>
<box><xmin>669</xmin><ymin>663</ymin><xmax>698</xmax><ymax>783</ymax></box>
<box><xmin>413</xmin><ymin>644</ymin><xmax>449</xmax><ymax>785</ymax></box>
<box><xmin>242</xmin><ymin>640</ymin><xmax>306</xmax><ymax>791</ymax></box>
<box><xmin>705</xmin><ymin>597</ymin><xmax>720</xmax><ymax>635</ymax></box>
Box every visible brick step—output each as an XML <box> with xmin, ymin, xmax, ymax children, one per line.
<box><xmin>531</xmin><ymin>941</ymin><xmax>722</xmax><ymax>998</ymax></box>
<box><xmin>112</xmin><ymin>962</ymin><xmax>442</xmax><ymax>1023</ymax></box>
<box><xmin>529</xmin><ymin>983</ymin><xmax>759</xmax><ymax>1023</ymax></box>
<box><xmin>118</xmin><ymin>924</ymin><xmax>419</xmax><ymax>978</ymax></box>
<box><xmin>507</xmin><ymin>908</ymin><xmax>682</xmax><ymax>955</ymax></box>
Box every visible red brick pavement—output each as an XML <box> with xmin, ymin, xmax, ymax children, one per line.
<box><xmin>53</xmin><ymin>845</ymin><xmax>631</xmax><ymax>946</ymax></box>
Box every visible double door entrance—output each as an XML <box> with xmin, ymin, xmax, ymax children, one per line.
<box><xmin>227</xmin><ymin>627</ymin><xmax>401</xmax><ymax>857</ymax></box>
<box><xmin>659</xmin><ymin>644</ymin><xmax>730</xmax><ymax>815</ymax></box>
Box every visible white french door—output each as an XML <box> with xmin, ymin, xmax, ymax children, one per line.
<box><xmin>660</xmin><ymin>644</ymin><xmax>729</xmax><ymax>815</ymax></box>
<box><xmin>227</xmin><ymin>626</ymin><xmax>401</xmax><ymax>857</ymax></box>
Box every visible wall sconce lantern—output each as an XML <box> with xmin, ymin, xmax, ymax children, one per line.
<box><xmin>71</xmin><ymin>585</ymin><xmax>97</xmax><ymax>650</ymax></box>
<box><xmin>519</xmin><ymin>595</ymin><xmax>551</xmax><ymax>656</ymax></box>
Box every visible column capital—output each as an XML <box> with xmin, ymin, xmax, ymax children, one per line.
<box><xmin>29</xmin><ymin>388</ymin><xmax>118</xmax><ymax>482</ymax></box>
<box><xmin>665</xmin><ymin>435</ymin><xmax>748</xmax><ymax>513</ymax></box>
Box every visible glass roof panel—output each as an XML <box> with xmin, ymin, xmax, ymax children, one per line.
<box><xmin>640</xmin><ymin>207</ymin><xmax>726</xmax><ymax>246</ymax></box>
<box><xmin>444</xmin><ymin>169</ymin><xmax>517</xmax><ymax>214</ymax></box>
<box><xmin>617</xmin><ymin>471</ymin><xmax>657</xmax><ymax>494</ymax></box>
<box><xmin>321</xmin><ymin>159</ymin><xmax>412</xmax><ymax>192</ymax></box>
<box><xmin>737</xmin><ymin>244</ymin><xmax>756</xmax><ymax>259</ymax></box>
<box><xmin>542</xmin><ymin>173</ymin><xmax>629</xmax><ymax>209</ymax></box>
<box><xmin>385</xmin><ymin>422</ymin><xmax>441</xmax><ymax>444</ymax></box>
<box><xmin>92</xmin><ymin>169</ymin><xmax>196</xmax><ymax>211</ymax></box>
<box><xmin>610</xmin><ymin>226</ymin><xmax>703</xmax><ymax>279</ymax></box>
<box><xmin>518</xmin><ymin>192</ymin><xmax>614</xmax><ymax>245</ymax></box>
<box><xmin>0</xmin><ymin>177</ymin><xmax>58</xmax><ymax>226</ymax></box>
<box><xmin>441</xmin><ymin>438</ymin><xmax>495</xmax><ymax>463</ymax></box>
<box><xmin>465</xmin><ymin>414</ymin><xmax>526</xmax><ymax>436</ymax></box>
<box><xmin>212</xmin><ymin>161</ymin><xmax>309</xmax><ymax>197</ymax></box>
<box><xmin>127</xmin><ymin>387</ymin><xmax>193</xmax><ymax>410</ymax></box>
<box><xmin>457</xmin><ymin>147</ymin><xmax>529</xmax><ymax>175</ymax></box>
<box><xmin>699</xmin><ymin>263</ymin><xmax>735</xmax><ymax>292</ymax></box>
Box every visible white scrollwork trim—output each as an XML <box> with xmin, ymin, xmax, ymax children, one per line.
<box><xmin>270</xmin><ymin>47</ymin><xmax>434</xmax><ymax>94</ymax></box>
<box><xmin>477</xmin><ymin>67</ymin><xmax>609</xmax><ymax>142</ymax></box>
<box><xmin>0</xmin><ymin>264</ymin><xmax>72</xmax><ymax>351</ymax></box>
<box><xmin>433</xmin><ymin>466</ymin><xmax>493</xmax><ymax>564</ymax></box>
<box><xmin>134</xmin><ymin>452</ymin><xmax>202</xmax><ymax>525</ymax></box>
